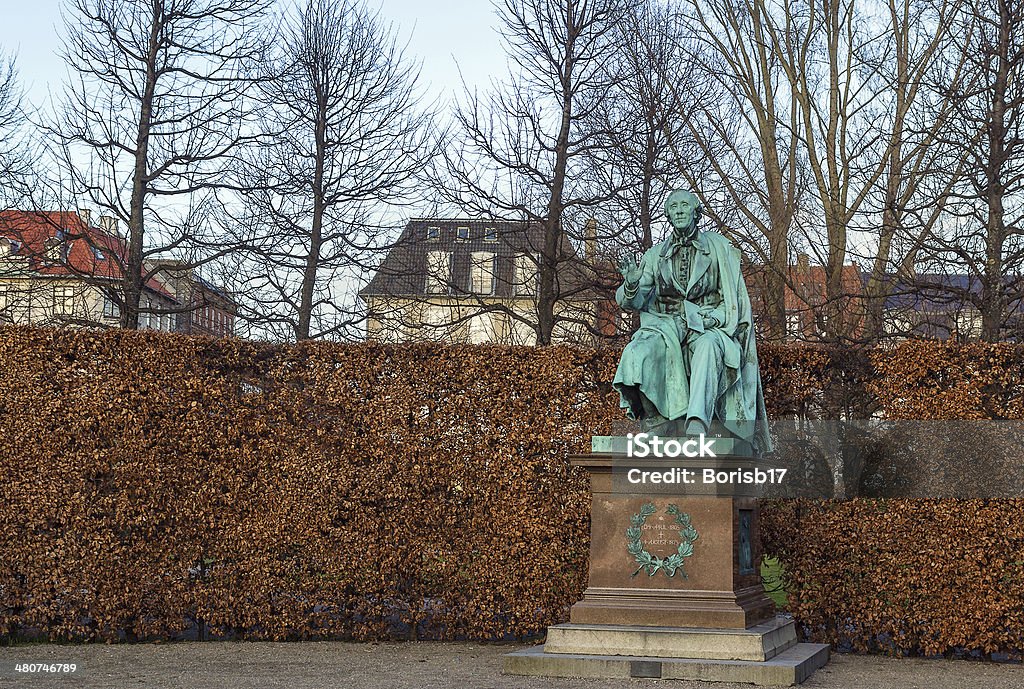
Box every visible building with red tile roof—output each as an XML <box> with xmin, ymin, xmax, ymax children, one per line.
<box><xmin>744</xmin><ymin>254</ymin><xmax>865</xmax><ymax>341</ymax></box>
<box><xmin>0</xmin><ymin>209</ymin><xmax>181</xmax><ymax>330</ymax></box>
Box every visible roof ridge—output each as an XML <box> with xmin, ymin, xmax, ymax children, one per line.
<box><xmin>407</xmin><ymin>217</ymin><xmax>537</xmax><ymax>224</ymax></box>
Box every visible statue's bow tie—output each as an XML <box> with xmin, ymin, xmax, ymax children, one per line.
<box><xmin>669</xmin><ymin>234</ymin><xmax>696</xmax><ymax>254</ymax></box>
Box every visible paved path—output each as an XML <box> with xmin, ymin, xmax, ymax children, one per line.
<box><xmin>1</xmin><ymin>641</ymin><xmax>1022</xmax><ymax>688</ymax></box>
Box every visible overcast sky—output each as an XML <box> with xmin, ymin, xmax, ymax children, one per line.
<box><xmin>0</xmin><ymin>0</ymin><xmax>507</xmax><ymax>110</ymax></box>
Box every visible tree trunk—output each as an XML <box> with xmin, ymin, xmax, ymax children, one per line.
<box><xmin>296</xmin><ymin>93</ymin><xmax>329</xmax><ymax>341</ymax></box>
<box><xmin>537</xmin><ymin>4</ymin><xmax>577</xmax><ymax>346</ymax></box>
<box><xmin>124</xmin><ymin>3</ymin><xmax>163</xmax><ymax>330</ymax></box>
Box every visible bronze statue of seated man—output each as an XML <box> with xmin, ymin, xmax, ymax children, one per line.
<box><xmin>614</xmin><ymin>189</ymin><xmax>770</xmax><ymax>454</ymax></box>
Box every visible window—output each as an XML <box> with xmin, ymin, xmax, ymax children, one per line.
<box><xmin>425</xmin><ymin>251</ymin><xmax>451</xmax><ymax>294</ymax></box>
<box><xmin>426</xmin><ymin>226</ymin><xmax>440</xmax><ymax>241</ymax></box>
<box><xmin>470</xmin><ymin>252</ymin><xmax>496</xmax><ymax>294</ymax></box>
<box><xmin>102</xmin><ymin>294</ymin><xmax>120</xmax><ymax>318</ymax></box>
<box><xmin>53</xmin><ymin>286</ymin><xmax>75</xmax><ymax>315</ymax></box>
<box><xmin>456</xmin><ymin>226</ymin><xmax>470</xmax><ymax>241</ymax></box>
<box><xmin>514</xmin><ymin>253</ymin><xmax>538</xmax><ymax>296</ymax></box>
<box><xmin>786</xmin><ymin>314</ymin><xmax>802</xmax><ymax>337</ymax></box>
<box><xmin>45</xmin><ymin>239</ymin><xmax>64</xmax><ymax>264</ymax></box>
<box><xmin>92</xmin><ymin>246</ymin><xmax>106</xmax><ymax>261</ymax></box>
<box><xmin>484</xmin><ymin>227</ymin><xmax>498</xmax><ymax>242</ymax></box>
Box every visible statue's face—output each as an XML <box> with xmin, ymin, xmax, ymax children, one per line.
<box><xmin>666</xmin><ymin>191</ymin><xmax>698</xmax><ymax>233</ymax></box>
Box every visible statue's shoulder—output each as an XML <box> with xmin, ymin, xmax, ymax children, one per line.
<box><xmin>702</xmin><ymin>231</ymin><xmax>741</xmax><ymax>257</ymax></box>
<box><xmin>701</xmin><ymin>230</ymin><xmax>736</xmax><ymax>249</ymax></box>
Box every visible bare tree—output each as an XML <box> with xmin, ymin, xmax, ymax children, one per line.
<box><xmin>0</xmin><ymin>54</ymin><xmax>95</xmax><ymax>329</ymax></box>
<box><xmin>0</xmin><ymin>53</ymin><xmax>28</xmax><ymax>204</ymax></box>
<box><xmin>52</xmin><ymin>0</ymin><xmax>271</xmax><ymax>329</ymax></box>
<box><xmin>587</xmin><ymin>1</ymin><xmax>710</xmax><ymax>253</ymax></box>
<box><xmin>225</xmin><ymin>0</ymin><xmax>433</xmax><ymax>341</ymax></box>
<box><xmin>432</xmin><ymin>0</ymin><xmax>633</xmax><ymax>345</ymax></box>
<box><xmin>763</xmin><ymin>0</ymin><xmax>899</xmax><ymax>341</ymax></box>
<box><xmin>0</xmin><ymin>54</ymin><xmax>29</xmax><ymax>324</ymax></box>
<box><xmin>916</xmin><ymin>0</ymin><xmax>1024</xmax><ymax>341</ymax></box>
<box><xmin>837</xmin><ymin>0</ymin><xmax>966</xmax><ymax>342</ymax></box>
<box><xmin>675</xmin><ymin>0</ymin><xmax>808</xmax><ymax>341</ymax></box>
<box><xmin>0</xmin><ymin>52</ymin><xmax>51</xmax><ymax>211</ymax></box>
<box><xmin>680</xmin><ymin>0</ymin><xmax>968</xmax><ymax>344</ymax></box>
<box><xmin>557</xmin><ymin>1</ymin><xmax>714</xmax><ymax>342</ymax></box>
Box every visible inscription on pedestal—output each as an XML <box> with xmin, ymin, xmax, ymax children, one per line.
<box><xmin>642</xmin><ymin>520</ymin><xmax>681</xmax><ymax>550</ymax></box>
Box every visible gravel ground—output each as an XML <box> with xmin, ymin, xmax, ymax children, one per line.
<box><xmin>1</xmin><ymin>641</ymin><xmax>1022</xmax><ymax>689</ymax></box>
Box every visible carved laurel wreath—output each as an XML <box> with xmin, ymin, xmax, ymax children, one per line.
<box><xmin>626</xmin><ymin>503</ymin><xmax>699</xmax><ymax>578</ymax></box>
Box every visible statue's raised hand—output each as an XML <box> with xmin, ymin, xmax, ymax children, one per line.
<box><xmin>617</xmin><ymin>253</ymin><xmax>640</xmax><ymax>284</ymax></box>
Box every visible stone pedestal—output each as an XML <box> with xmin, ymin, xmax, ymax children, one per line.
<box><xmin>569</xmin><ymin>453</ymin><xmax>773</xmax><ymax>629</ymax></box>
<box><xmin>503</xmin><ymin>450</ymin><xmax>829</xmax><ymax>686</ymax></box>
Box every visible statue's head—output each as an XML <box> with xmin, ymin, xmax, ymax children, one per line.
<box><xmin>664</xmin><ymin>189</ymin><xmax>702</xmax><ymax>236</ymax></box>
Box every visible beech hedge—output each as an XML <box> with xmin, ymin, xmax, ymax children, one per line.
<box><xmin>0</xmin><ymin>326</ymin><xmax>1022</xmax><ymax>657</ymax></box>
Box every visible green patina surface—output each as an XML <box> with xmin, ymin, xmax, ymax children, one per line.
<box><xmin>612</xmin><ymin>189</ymin><xmax>771</xmax><ymax>455</ymax></box>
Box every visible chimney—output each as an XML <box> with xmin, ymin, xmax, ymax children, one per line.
<box><xmin>797</xmin><ymin>253</ymin><xmax>810</xmax><ymax>272</ymax></box>
<box><xmin>78</xmin><ymin>208</ymin><xmax>91</xmax><ymax>227</ymax></box>
<box><xmin>99</xmin><ymin>215</ymin><xmax>118</xmax><ymax>235</ymax></box>
<box><xmin>585</xmin><ymin>217</ymin><xmax>597</xmax><ymax>261</ymax></box>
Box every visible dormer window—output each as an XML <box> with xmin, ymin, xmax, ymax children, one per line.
<box><xmin>484</xmin><ymin>227</ymin><xmax>498</xmax><ymax>242</ymax></box>
<box><xmin>45</xmin><ymin>238</ymin><xmax>67</xmax><ymax>263</ymax></box>
<box><xmin>426</xmin><ymin>226</ymin><xmax>440</xmax><ymax>241</ymax></box>
<box><xmin>456</xmin><ymin>226</ymin><xmax>470</xmax><ymax>241</ymax></box>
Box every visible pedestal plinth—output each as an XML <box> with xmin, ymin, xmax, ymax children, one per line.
<box><xmin>568</xmin><ymin>452</ymin><xmax>773</xmax><ymax>629</ymax></box>
<box><xmin>503</xmin><ymin>448</ymin><xmax>829</xmax><ymax>686</ymax></box>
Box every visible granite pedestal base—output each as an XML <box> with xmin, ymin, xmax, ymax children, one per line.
<box><xmin>503</xmin><ymin>637</ymin><xmax>830</xmax><ymax>686</ymax></box>
<box><xmin>504</xmin><ymin>616</ymin><xmax>829</xmax><ymax>685</ymax></box>
<box><xmin>546</xmin><ymin>616</ymin><xmax>797</xmax><ymax>661</ymax></box>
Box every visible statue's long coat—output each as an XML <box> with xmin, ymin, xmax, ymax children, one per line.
<box><xmin>613</xmin><ymin>230</ymin><xmax>771</xmax><ymax>453</ymax></box>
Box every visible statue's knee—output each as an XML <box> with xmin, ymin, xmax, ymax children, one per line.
<box><xmin>692</xmin><ymin>332</ymin><xmax>716</xmax><ymax>352</ymax></box>
<box><xmin>691</xmin><ymin>333</ymin><xmax>723</xmax><ymax>365</ymax></box>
